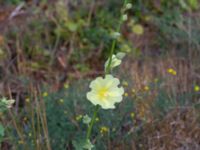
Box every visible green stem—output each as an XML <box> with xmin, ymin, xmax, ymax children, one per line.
<box><xmin>86</xmin><ymin>105</ymin><xmax>100</xmax><ymax>140</ymax></box>
<box><xmin>105</xmin><ymin>0</ymin><xmax>128</xmax><ymax>74</ymax></box>
<box><xmin>86</xmin><ymin>0</ymin><xmax>128</xmax><ymax>142</ymax></box>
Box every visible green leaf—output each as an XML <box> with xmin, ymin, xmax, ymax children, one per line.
<box><xmin>73</xmin><ymin>139</ymin><xmax>94</xmax><ymax>150</ymax></box>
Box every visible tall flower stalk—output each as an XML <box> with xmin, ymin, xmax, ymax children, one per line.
<box><xmin>85</xmin><ymin>0</ymin><xmax>131</xmax><ymax>144</ymax></box>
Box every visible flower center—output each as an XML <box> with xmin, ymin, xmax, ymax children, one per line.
<box><xmin>98</xmin><ymin>88</ymin><xmax>108</xmax><ymax>100</ymax></box>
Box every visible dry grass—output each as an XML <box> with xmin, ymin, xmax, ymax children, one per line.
<box><xmin>139</xmin><ymin>107</ymin><xmax>200</xmax><ymax>150</ymax></box>
<box><xmin>124</xmin><ymin>55</ymin><xmax>196</xmax><ymax>95</ymax></box>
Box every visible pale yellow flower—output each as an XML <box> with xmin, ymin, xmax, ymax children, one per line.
<box><xmin>87</xmin><ymin>75</ymin><xmax>124</xmax><ymax>109</ymax></box>
<box><xmin>194</xmin><ymin>85</ymin><xmax>200</xmax><ymax>92</ymax></box>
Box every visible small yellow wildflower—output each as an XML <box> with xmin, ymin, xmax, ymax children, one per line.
<box><xmin>42</xmin><ymin>92</ymin><xmax>48</xmax><ymax>97</ymax></box>
<box><xmin>87</xmin><ymin>75</ymin><xmax>124</xmax><ymax>109</ymax></box>
<box><xmin>130</xmin><ymin>112</ymin><xmax>135</xmax><ymax>118</ymax></box>
<box><xmin>95</xmin><ymin>117</ymin><xmax>99</xmax><ymax>122</ymax></box>
<box><xmin>124</xmin><ymin>92</ymin><xmax>128</xmax><ymax>97</ymax></box>
<box><xmin>100</xmin><ymin>126</ymin><xmax>109</xmax><ymax>134</ymax></box>
<box><xmin>59</xmin><ymin>99</ymin><xmax>64</xmax><ymax>103</ymax></box>
<box><xmin>132</xmin><ymin>24</ymin><xmax>144</xmax><ymax>35</ymax></box>
<box><xmin>75</xmin><ymin>115</ymin><xmax>83</xmax><ymax>121</ymax></box>
<box><xmin>194</xmin><ymin>85</ymin><xmax>200</xmax><ymax>92</ymax></box>
<box><xmin>167</xmin><ymin>68</ymin><xmax>177</xmax><ymax>76</ymax></box>
<box><xmin>25</xmin><ymin>98</ymin><xmax>30</xmax><ymax>103</ymax></box>
<box><xmin>18</xmin><ymin>140</ymin><xmax>24</xmax><ymax>144</ymax></box>
<box><xmin>144</xmin><ymin>86</ymin><xmax>150</xmax><ymax>91</ymax></box>
<box><xmin>132</xmin><ymin>88</ymin><xmax>136</xmax><ymax>93</ymax></box>
<box><xmin>64</xmin><ymin>83</ymin><xmax>69</xmax><ymax>89</ymax></box>
<box><xmin>122</xmin><ymin>81</ymin><xmax>128</xmax><ymax>87</ymax></box>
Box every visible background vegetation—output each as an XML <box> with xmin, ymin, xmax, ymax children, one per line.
<box><xmin>0</xmin><ymin>0</ymin><xmax>200</xmax><ymax>149</ymax></box>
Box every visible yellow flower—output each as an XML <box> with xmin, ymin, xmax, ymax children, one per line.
<box><xmin>59</xmin><ymin>99</ymin><xmax>64</xmax><ymax>103</ymax></box>
<box><xmin>124</xmin><ymin>92</ymin><xmax>128</xmax><ymax>97</ymax></box>
<box><xmin>131</xmin><ymin>88</ymin><xmax>136</xmax><ymax>93</ymax></box>
<box><xmin>95</xmin><ymin>117</ymin><xmax>99</xmax><ymax>122</ymax></box>
<box><xmin>122</xmin><ymin>81</ymin><xmax>128</xmax><ymax>87</ymax></box>
<box><xmin>194</xmin><ymin>85</ymin><xmax>200</xmax><ymax>92</ymax></box>
<box><xmin>144</xmin><ymin>86</ymin><xmax>150</xmax><ymax>91</ymax></box>
<box><xmin>75</xmin><ymin>115</ymin><xmax>83</xmax><ymax>121</ymax></box>
<box><xmin>167</xmin><ymin>68</ymin><xmax>177</xmax><ymax>76</ymax></box>
<box><xmin>100</xmin><ymin>126</ymin><xmax>109</xmax><ymax>134</ymax></box>
<box><xmin>42</xmin><ymin>92</ymin><xmax>48</xmax><ymax>97</ymax></box>
<box><xmin>64</xmin><ymin>83</ymin><xmax>69</xmax><ymax>89</ymax></box>
<box><xmin>18</xmin><ymin>140</ymin><xmax>24</xmax><ymax>144</ymax></box>
<box><xmin>87</xmin><ymin>75</ymin><xmax>124</xmax><ymax>109</ymax></box>
<box><xmin>132</xmin><ymin>24</ymin><xmax>144</xmax><ymax>35</ymax></box>
<box><xmin>130</xmin><ymin>112</ymin><xmax>135</xmax><ymax>118</ymax></box>
<box><xmin>25</xmin><ymin>98</ymin><xmax>30</xmax><ymax>103</ymax></box>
